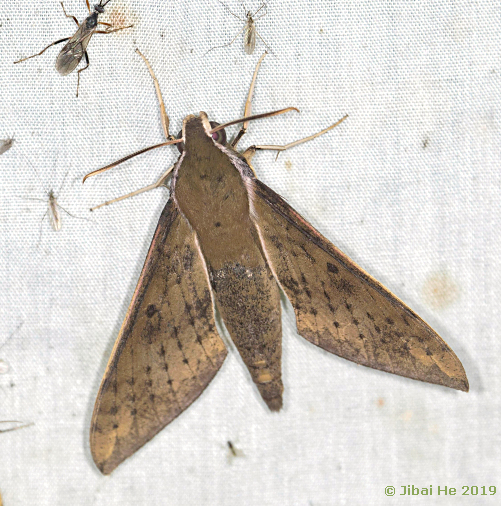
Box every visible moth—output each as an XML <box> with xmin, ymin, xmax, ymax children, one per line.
<box><xmin>0</xmin><ymin>136</ymin><xmax>15</xmax><ymax>156</ymax></box>
<box><xmin>14</xmin><ymin>0</ymin><xmax>132</xmax><ymax>97</ymax></box>
<box><xmin>84</xmin><ymin>51</ymin><xmax>468</xmax><ymax>475</ymax></box>
<box><xmin>207</xmin><ymin>1</ymin><xmax>271</xmax><ymax>55</ymax></box>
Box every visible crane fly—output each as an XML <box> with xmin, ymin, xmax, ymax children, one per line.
<box><xmin>14</xmin><ymin>0</ymin><xmax>132</xmax><ymax>97</ymax></box>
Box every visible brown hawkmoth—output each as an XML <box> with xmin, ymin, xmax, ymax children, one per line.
<box><xmin>85</xmin><ymin>51</ymin><xmax>468</xmax><ymax>475</ymax></box>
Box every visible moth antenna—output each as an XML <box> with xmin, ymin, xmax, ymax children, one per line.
<box><xmin>83</xmin><ymin>139</ymin><xmax>181</xmax><ymax>182</ymax></box>
<box><xmin>210</xmin><ymin>107</ymin><xmax>299</xmax><ymax>134</ymax></box>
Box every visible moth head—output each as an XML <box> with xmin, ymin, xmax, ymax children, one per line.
<box><xmin>176</xmin><ymin>112</ymin><xmax>227</xmax><ymax>153</ymax></box>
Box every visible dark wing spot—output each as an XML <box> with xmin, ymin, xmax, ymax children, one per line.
<box><xmin>146</xmin><ymin>304</ymin><xmax>157</xmax><ymax>318</ymax></box>
<box><xmin>327</xmin><ymin>262</ymin><xmax>339</xmax><ymax>274</ymax></box>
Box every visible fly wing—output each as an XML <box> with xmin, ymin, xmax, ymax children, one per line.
<box><xmin>251</xmin><ymin>179</ymin><xmax>468</xmax><ymax>392</ymax></box>
<box><xmin>56</xmin><ymin>25</ymin><xmax>93</xmax><ymax>75</ymax></box>
<box><xmin>244</xmin><ymin>22</ymin><xmax>256</xmax><ymax>54</ymax></box>
<box><xmin>90</xmin><ymin>199</ymin><xmax>227</xmax><ymax>475</ymax></box>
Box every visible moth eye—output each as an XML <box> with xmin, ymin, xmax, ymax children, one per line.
<box><xmin>209</xmin><ymin>121</ymin><xmax>227</xmax><ymax>145</ymax></box>
<box><xmin>176</xmin><ymin>130</ymin><xmax>184</xmax><ymax>154</ymax></box>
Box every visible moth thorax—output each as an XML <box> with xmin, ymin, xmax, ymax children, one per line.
<box><xmin>95</xmin><ymin>5</ymin><xmax>105</xmax><ymax>13</ymax></box>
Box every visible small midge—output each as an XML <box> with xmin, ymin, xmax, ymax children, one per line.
<box><xmin>215</xmin><ymin>222</ymin><xmax>221</xmax><ymax>227</ymax></box>
<box><xmin>333</xmin><ymin>321</ymin><xmax>340</xmax><ymax>328</ymax></box>
<box><xmin>146</xmin><ymin>365</ymin><xmax>152</xmax><ymax>374</ymax></box>
<box><xmin>386</xmin><ymin>317</ymin><xmax>394</xmax><ymax>325</ymax></box>
<box><xmin>374</xmin><ymin>325</ymin><xmax>381</xmax><ymax>333</ymax></box>
<box><xmin>167</xmin><ymin>379</ymin><xmax>173</xmax><ymax>385</ymax></box>
<box><xmin>113</xmin><ymin>423</ymin><xmax>119</xmax><ymax>429</ymax></box>
<box><xmin>352</xmin><ymin>318</ymin><xmax>359</xmax><ymax>326</ymax></box>
<box><xmin>183</xmin><ymin>358</ymin><xmax>189</xmax><ymax>365</ymax></box>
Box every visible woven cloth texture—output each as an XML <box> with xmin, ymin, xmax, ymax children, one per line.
<box><xmin>0</xmin><ymin>0</ymin><xmax>499</xmax><ymax>504</ymax></box>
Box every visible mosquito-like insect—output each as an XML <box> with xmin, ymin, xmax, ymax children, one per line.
<box><xmin>14</xmin><ymin>0</ymin><xmax>132</xmax><ymax>97</ymax></box>
<box><xmin>207</xmin><ymin>1</ymin><xmax>271</xmax><ymax>55</ymax></box>
<box><xmin>20</xmin><ymin>159</ymin><xmax>88</xmax><ymax>245</ymax></box>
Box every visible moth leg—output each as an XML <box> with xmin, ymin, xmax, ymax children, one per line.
<box><xmin>75</xmin><ymin>51</ymin><xmax>90</xmax><ymax>97</ymax></box>
<box><xmin>90</xmin><ymin>164</ymin><xmax>175</xmax><ymax>211</ymax></box>
<box><xmin>247</xmin><ymin>114</ymin><xmax>348</xmax><ymax>160</ymax></box>
<box><xmin>98</xmin><ymin>21</ymin><xmax>113</xmax><ymax>27</ymax></box>
<box><xmin>61</xmin><ymin>2</ymin><xmax>79</xmax><ymax>26</ymax></box>
<box><xmin>96</xmin><ymin>25</ymin><xmax>134</xmax><ymax>35</ymax></box>
<box><xmin>232</xmin><ymin>52</ymin><xmax>267</xmax><ymax>149</ymax></box>
<box><xmin>14</xmin><ymin>37</ymin><xmax>70</xmax><ymax>64</ymax></box>
<box><xmin>85</xmin><ymin>0</ymin><xmax>91</xmax><ymax>14</ymax></box>
<box><xmin>135</xmin><ymin>49</ymin><xmax>173</xmax><ymax>141</ymax></box>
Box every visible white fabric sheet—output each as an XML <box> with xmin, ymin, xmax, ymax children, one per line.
<box><xmin>0</xmin><ymin>0</ymin><xmax>499</xmax><ymax>504</ymax></box>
